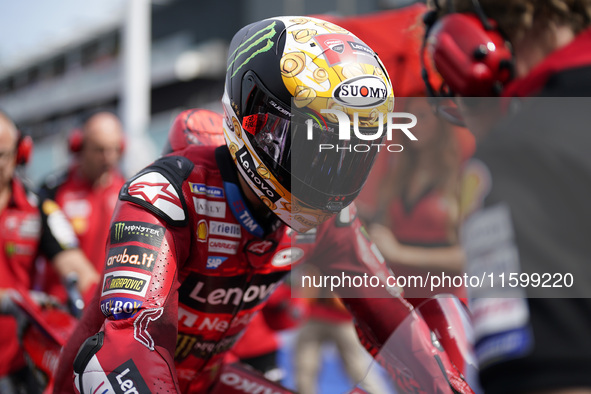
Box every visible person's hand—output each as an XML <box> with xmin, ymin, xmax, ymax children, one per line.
<box><xmin>0</xmin><ymin>288</ymin><xmax>20</xmax><ymax>315</ymax></box>
<box><xmin>368</xmin><ymin>223</ymin><xmax>406</xmax><ymax>263</ymax></box>
<box><xmin>28</xmin><ymin>290</ymin><xmax>62</xmax><ymax>309</ymax></box>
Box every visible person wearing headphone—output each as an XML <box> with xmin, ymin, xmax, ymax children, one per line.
<box><xmin>423</xmin><ymin>1</ymin><xmax>591</xmax><ymax>393</ymax></box>
<box><xmin>38</xmin><ymin>111</ymin><xmax>126</xmax><ymax>285</ymax></box>
<box><xmin>0</xmin><ymin>110</ymin><xmax>99</xmax><ymax>392</ymax></box>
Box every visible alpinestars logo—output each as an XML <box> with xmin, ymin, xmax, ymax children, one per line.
<box><xmin>227</xmin><ymin>21</ymin><xmax>277</xmax><ymax>78</ymax></box>
<box><xmin>127</xmin><ymin>172</ymin><xmax>185</xmax><ymax>222</ymax></box>
<box><xmin>129</xmin><ymin>182</ymin><xmax>178</xmax><ymax>205</ymax></box>
<box><xmin>247</xmin><ymin>239</ymin><xmax>276</xmax><ymax>255</ymax></box>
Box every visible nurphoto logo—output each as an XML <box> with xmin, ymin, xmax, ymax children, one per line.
<box><xmin>305</xmin><ymin>109</ymin><xmax>417</xmax><ymax>152</ymax></box>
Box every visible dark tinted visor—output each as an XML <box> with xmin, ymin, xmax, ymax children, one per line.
<box><xmin>241</xmin><ymin>71</ymin><xmax>390</xmax><ymax>212</ymax></box>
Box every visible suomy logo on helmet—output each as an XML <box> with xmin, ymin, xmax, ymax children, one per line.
<box><xmin>228</xmin><ymin>21</ymin><xmax>277</xmax><ymax>78</ymax></box>
<box><xmin>333</xmin><ymin>76</ymin><xmax>388</xmax><ymax>108</ymax></box>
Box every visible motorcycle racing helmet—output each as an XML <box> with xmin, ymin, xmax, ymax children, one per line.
<box><xmin>222</xmin><ymin>16</ymin><xmax>394</xmax><ymax>232</ymax></box>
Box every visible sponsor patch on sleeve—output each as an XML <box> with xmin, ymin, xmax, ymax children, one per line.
<box><xmin>78</xmin><ymin>355</ymin><xmax>116</xmax><ymax>393</ymax></box>
<box><xmin>100</xmin><ymin>297</ymin><xmax>144</xmax><ymax>320</ymax></box>
<box><xmin>105</xmin><ymin>245</ymin><xmax>159</xmax><ymax>272</ymax></box>
<box><xmin>111</xmin><ymin>221</ymin><xmax>166</xmax><ymax>247</ymax></box>
<box><xmin>101</xmin><ymin>271</ymin><xmax>151</xmax><ymax>297</ymax></box>
<box><xmin>193</xmin><ymin>197</ymin><xmax>226</xmax><ymax>218</ymax></box>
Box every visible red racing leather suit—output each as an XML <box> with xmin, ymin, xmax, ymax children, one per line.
<box><xmin>65</xmin><ymin>145</ymin><xmax>467</xmax><ymax>393</ymax></box>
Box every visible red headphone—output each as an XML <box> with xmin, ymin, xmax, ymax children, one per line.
<box><xmin>68</xmin><ymin>126</ymin><xmax>126</xmax><ymax>154</ymax></box>
<box><xmin>16</xmin><ymin>133</ymin><xmax>33</xmax><ymax>165</ymax></box>
<box><xmin>68</xmin><ymin>128</ymin><xmax>84</xmax><ymax>153</ymax></box>
<box><xmin>422</xmin><ymin>1</ymin><xmax>514</xmax><ymax>97</ymax></box>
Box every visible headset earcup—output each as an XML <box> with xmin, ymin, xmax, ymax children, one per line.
<box><xmin>67</xmin><ymin>127</ymin><xmax>125</xmax><ymax>153</ymax></box>
<box><xmin>16</xmin><ymin>135</ymin><xmax>33</xmax><ymax>165</ymax></box>
<box><xmin>68</xmin><ymin>128</ymin><xmax>84</xmax><ymax>153</ymax></box>
<box><xmin>426</xmin><ymin>13</ymin><xmax>513</xmax><ymax>96</ymax></box>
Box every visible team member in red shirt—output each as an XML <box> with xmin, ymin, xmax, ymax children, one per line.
<box><xmin>39</xmin><ymin>111</ymin><xmax>126</xmax><ymax>272</ymax></box>
<box><xmin>0</xmin><ymin>111</ymin><xmax>99</xmax><ymax>391</ymax></box>
<box><xmin>37</xmin><ymin>112</ymin><xmax>125</xmax><ymax>302</ymax></box>
<box><xmin>54</xmin><ymin>16</ymin><xmax>474</xmax><ymax>393</ymax></box>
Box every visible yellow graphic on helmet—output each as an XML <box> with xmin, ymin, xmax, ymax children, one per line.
<box><xmin>292</xmin><ymin>29</ymin><xmax>317</xmax><ymax>43</ymax></box>
<box><xmin>313</xmin><ymin>68</ymin><xmax>329</xmax><ymax>83</ymax></box>
<box><xmin>280</xmin><ymin>52</ymin><xmax>306</xmax><ymax>78</ymax></box>
<box><xmin>231</xmin><ymin>116</ymin><xmax>242</xmax><ymax>139</ymax></box>
<box><xmin>294</xmin><ymin>86</ymin><xmax>317</xmax><ymax>108</ymax></box>
<box><xmin>280</xmin><ymin>18</ymin><xmax>393</xmax><ymax>128</ymax></box>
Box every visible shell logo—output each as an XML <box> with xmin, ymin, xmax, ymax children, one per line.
<box><xmin>197</xmin><ymin>220</ymin><xmax>208</xmax><ymax>242</ymax></box>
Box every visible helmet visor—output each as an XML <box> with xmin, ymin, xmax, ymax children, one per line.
<box><xmin>241</xmin><ymin>73</ymin><xmax>390</xmax><ymax>213</ymax></box>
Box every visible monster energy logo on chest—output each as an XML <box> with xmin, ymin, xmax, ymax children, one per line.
<box><xmin>228</xmin><ymin>21</ymin><xmax>277</xmax><ymax>77</ymax></box>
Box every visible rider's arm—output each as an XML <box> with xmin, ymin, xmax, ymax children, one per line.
<box><xmin>55</xmin><ymin>156</ymin><xmax>194</xmax><ymax>394</ymax></box>
<box><xmin>73</xmin><ymin>201</ymin><xmax>188</xmax><ymax>393</ymax></box>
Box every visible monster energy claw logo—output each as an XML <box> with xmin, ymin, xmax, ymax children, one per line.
<box><xmin>228</xmin><ymin>21</ymin><xmax>277</xmax><ymax>77</ymax></box>
<box><xmin>114</xmin><ymin>222</ymin><xmax>125</xmax><ymax>241</ymax></box>
<box><xmin>110</xmin><ymin>221</ymin><xmax>166</xmax><ymax>248</ymax></box>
